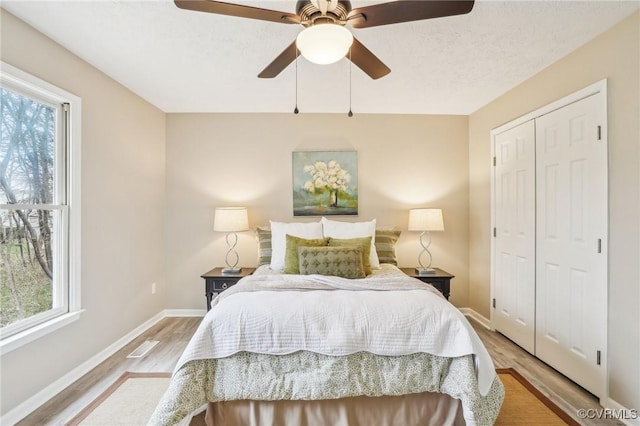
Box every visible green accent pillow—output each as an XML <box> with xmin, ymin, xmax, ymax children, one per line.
<box><xmin>256</xmin><ymin>228</ymin><xmax>400</xmax><ymax>267</ymax></box>
<box><xmin>328</xmin><ymin>236</ymin><xmax>372</xmax><ymax>275</ymax></box>
<box><xmin>298</xmin><ymin>246</ymin><xmax>365</xmax><ymax>279</ymax></box>
<box><xmin>375</xmin><ymin>229</ymin><xmax>401</xmax><ymax>265</ymax></box>
<box><xmin>283</xmin><ymin>234</ymin><xmax>329</xmax><ymax>274</ymax></box>
<box><xmin>255</xmin><ymin>227</ymin><xmax>272</xmax><ymax>266</ymax></box>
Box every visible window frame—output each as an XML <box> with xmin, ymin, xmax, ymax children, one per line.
<box><xmin>0</xmin><ymin>61</ymin><xmax>82</xmax><ymax>355</ymax></box>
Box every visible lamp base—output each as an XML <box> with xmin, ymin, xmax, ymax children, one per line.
<box><xmin>221</xmin><ymin>267</ymin><xmax>242</xmax><ymax>275</ymax></box>
<box><xmin>416</xmin><ymin>268</ymin><xmax>436</xmax><ymax>276</ymax></box>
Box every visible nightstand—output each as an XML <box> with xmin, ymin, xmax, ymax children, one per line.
<box><xmin>200</xmin><ymin>267</ymin><xmax>255</xmax><ymax>310</ymax></box>
<box><xmin>400</xmin><ymin>267</ymin><xmax>454</xmax><ymax>300</ymax></box>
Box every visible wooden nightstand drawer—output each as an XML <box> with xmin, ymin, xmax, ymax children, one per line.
<box><xmin>212</xmin><ymin>280</ymin><xmax>235</xmax><ymax>292</ymax></box>
<box><xmin>200</xmin><ymin>267</ymin><xmax>255</xmax><ymax>310</ymax></box>
<box><xmin>399</xmin><ymin>267</ymin><xmax>454</xmax><ymax>300</ymax></box>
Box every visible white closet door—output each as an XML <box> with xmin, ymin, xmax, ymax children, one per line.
<box><xmin>493</xmin><ymin>120</ymin><xmax>536</xmax><ymax>353</ymax></box>
<box><xmin>535</xmin><ymin>93</ymin><xmax>607</xmax><ymax>396</ymax></box>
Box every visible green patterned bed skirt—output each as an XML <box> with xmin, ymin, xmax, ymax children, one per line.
<box><xmin>150</xmin><ymin>351</ymin><xmax>504</xmax><ymax>425</ymax></box>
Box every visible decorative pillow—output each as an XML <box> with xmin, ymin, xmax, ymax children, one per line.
<box><xmin>269</xmin><ymin>220</ymin><xmax>323</xmax><ymax>271</ymax></box>
<box><xmin>375</xmin><ymin>229</ymin><xmax>402</xmax><ymax>265</ymax></box>
<box><xmin>255</xmin><ymin>227</ymin><xmax>272</xmax><ymax>266</ymax></box>
<box><xmin>327</xmin><ymin>236</ymin><xmax>372</xmax><ymax>275</ymax></box>
<box><xmin>320</xmin><ymin>217</ymin><xmax>380</xmax><ymax>268</ymax></box>
<box><xmin>256</xmin><ymin>226</ymin><xmax>401</xmax><ymax>267</ymax></box>
<box><xmin>298</xmin><ymin>246</ymin><xmax>365</xmax><ymax>279</ymax></box>
<box><xmin>283</xmin><ymin>234</ymin><xmax>329</xmax><ymax>274</ymax></box>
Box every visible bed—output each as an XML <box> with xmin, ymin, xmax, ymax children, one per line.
<box><xmin>150</xmin><ymin>220</ymin><xmax>504</xmax><ymax>425</ymax></box>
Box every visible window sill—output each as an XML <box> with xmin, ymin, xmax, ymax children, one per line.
<box><xmin>0</xmin><ymin>310</ymin><xmax>85</xmax><ymax>356</ymax></box>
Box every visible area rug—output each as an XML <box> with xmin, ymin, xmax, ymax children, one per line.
<box><xmin>495</xmin><ymin>368</ymin><xmax>579</xmax><ymax>425</ymax></box>
<box><xmin>67</xmin><ymin>369</ymin><xmax>579</xmax><ymax>425</ymax></box>
<box><xmin>66</xmin><ymin>372</ymin><xmax>173</xmax><ymax>426</ymax></box>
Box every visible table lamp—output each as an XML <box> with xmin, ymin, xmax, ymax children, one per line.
<box><xmin>214</xmin><ymin>207</ymin><xmax>249</xmax><ymax>274</ymax></box>
<box><xmin>408</xmin><ymin>208</ymin><xmax>444</xmax><ymax>275</ymax></box>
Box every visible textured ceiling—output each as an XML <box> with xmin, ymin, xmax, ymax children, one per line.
<box><xmin>2</xmin><ymin>1</ymin><xmax>638</xmax><ymax>114</ymax></box>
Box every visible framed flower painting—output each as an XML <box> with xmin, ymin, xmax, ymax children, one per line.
<box><xmin>292</xmin><ymin>151</ymin><xmax>358</xmax><ymax>216</ymax></box>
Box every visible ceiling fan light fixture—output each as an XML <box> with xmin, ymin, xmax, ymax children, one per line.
<box><xmin>296</xmin><ymin>24</ymin><xmax>353</xmax><ymax>65</ymax></box>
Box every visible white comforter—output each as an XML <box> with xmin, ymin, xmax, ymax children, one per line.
<box><xmin>175</xmin><ymin>265</ymin><xmax>496</xmax><ymax>396</ymax></box>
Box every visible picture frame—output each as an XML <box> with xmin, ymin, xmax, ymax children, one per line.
<box><xmin>292</xmin><ymin>151</ymin><xmax>358</xmax><ymax>216</ymax></box>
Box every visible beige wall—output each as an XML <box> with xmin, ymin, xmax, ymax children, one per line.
<box><xmin>468</xmin><ymin>12</ymin><xmax>639</xmax><ymax>409</ymax></box>
<box><xmin>0</xmin><ymin>10</ymin><xmax>167</xmax><ymax>416</ymax></box>
<box><xmin>165</xmin><ymin>113</ymin><xmax>470</xmax><ymax>309</ymax></box>
<box><xmin>2</xmin><ymin>4</ymin><xmax>638</xmax><ymax>421</ymax></box>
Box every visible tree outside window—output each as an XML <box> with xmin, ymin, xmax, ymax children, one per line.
<box><xmin>0</xmin><ymin>86</ymin><xmax>64</xmax><ymax>334</ymax></box>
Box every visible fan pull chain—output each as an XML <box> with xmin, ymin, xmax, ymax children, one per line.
<box><xmin>348</xmin><ymin>47</ymin><xmax>353</xmax><ymax>117</ymax></box>
<box><xmin>294</xmin><ymin>51</ymin><xmax>299</xmax><ymax>114</ymax></box>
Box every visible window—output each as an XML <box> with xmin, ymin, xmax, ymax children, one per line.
<box><xmin>0</xmin><ymin>62</ymin><xmax>81</xmax><ymax>353</ymax></box>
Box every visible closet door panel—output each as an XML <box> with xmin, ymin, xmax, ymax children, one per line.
<box><xmin>535</xmin><ymin>93</ymin><xmax>606</xmax><ymax>397</ymax></box>
<box><xmin>493</xmin><ymin>120</ymin><xmax>536</xmax><ymax>353</ymax></box>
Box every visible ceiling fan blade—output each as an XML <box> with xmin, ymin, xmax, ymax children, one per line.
<box><xmin>348</xmin><ymin>0</ymin><xmax>474</xmax><ymax>29</ymax></box>
<box><xmin>348</xmin><ymin>37</ymin><xmax>390</xmax><ymax>80</ymax></box>
<box><xmin>258</xmin><ymin>41</ymin><xmax>300</xmax><ymax>78</ymax></box>
<box><xmin>174</xmin><ymin>0</ymin><xmax>300</xmax><ymax>24</ymax></box>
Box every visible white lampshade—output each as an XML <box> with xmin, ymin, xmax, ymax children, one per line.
<box><xmin>214</xmin><ymin>207</ymin><xmax>249</xmax><ymax>232</ymax></box>
<box><xmin>296</xmin><ymin>24</ymin><xmax>353</xmax><ymax>65</ymax></box>
<box><xmin>408</xmin><ymin>208</ymin><xmax>444</xmax><ymax>232</ymax></box>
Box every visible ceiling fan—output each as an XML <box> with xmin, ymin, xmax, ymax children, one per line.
<box><xmin>174</xmin><ymin>0</ymin><xmax>475</xmax><ymax>79</ymax></box>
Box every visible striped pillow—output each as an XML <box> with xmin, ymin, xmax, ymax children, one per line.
<box><xmin>255</xmin><ymin>227</ymin><xmax>272</xmax><ymax>266</ymax></box>
<box><xmin>375</xmin><ymin>229</ymin><xmax>401</xmax><ymax>265</ymax></box>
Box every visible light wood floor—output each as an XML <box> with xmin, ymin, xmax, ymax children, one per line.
<box><xmin>16</xmin><ymin>316</ymin><xmax>622</xmax><ymax>426</ymax></box>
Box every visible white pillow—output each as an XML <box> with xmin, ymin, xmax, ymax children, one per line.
<box><xmin>320</xmin><ymin>217</ymin><xmax>380</xmax><ymax>268</ymax></box>
<box><xmin>269</xmin><ymin>220</ymin><xmax>323</xmax><ymax>271</ymax></box>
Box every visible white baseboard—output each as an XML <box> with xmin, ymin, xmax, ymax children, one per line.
<box><xmin>2</xmin><ymin>310</ymin><xmax>167</xmax><ymax>426</ymax></box>
<box><xmin>164</xmin><ymin>308</ymin><xmax>206</xmax><ymax>317</ymax></box>
<box><xmin>603</xmin><ymin>397</ymin><xmax>640</xmax><ymax>426</ymax></box>
<box><xmin>458</xmin><ymin>307</ymin><xmax>491</xmax><ymax>329</ymax></box>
